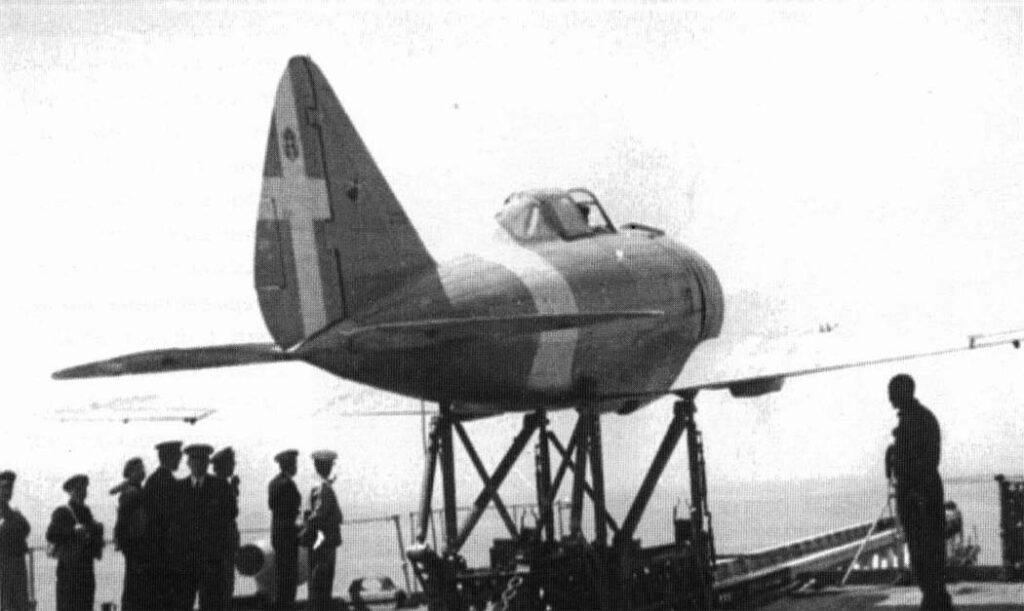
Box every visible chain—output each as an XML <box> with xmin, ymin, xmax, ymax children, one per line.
<box><xmin>493</xmin><ymin>574</ymin><xmax>524</xmax><ymax>611</ymax></box>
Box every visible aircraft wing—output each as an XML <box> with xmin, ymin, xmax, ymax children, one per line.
<box><xmin>52</xmin><ymin>343</ymin><xmax>293</xmax><ymax>380</ymax></box>
<box><xmin>52</xmin><ymin>312</ymin><xmax>662</xmax><ymax>379</ymax></box>
<box><xmin>667</xmin><ymin>327</ymin><xmax>1024</xmax><ymax>398</ymax></box>
<box><xmin>298</xmin><ymin>311</ymin><xmax>664</xmax><ymax>352</ymax></box>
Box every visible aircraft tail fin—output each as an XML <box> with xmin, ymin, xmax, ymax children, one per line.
<box><xmin>255</xmin><ymin>56</ymin><xmax>437</xmax><ymax>349</ymax></box>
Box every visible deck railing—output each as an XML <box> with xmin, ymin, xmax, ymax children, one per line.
<box><xmin>17</xmin><ymin>501</ymin><xmax>568</xmax><ymax>608</ymax></box>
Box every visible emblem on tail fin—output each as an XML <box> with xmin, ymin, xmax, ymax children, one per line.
<box><xmin>282</xmin><ymin>128</ymin><xmax>299</xmax><ymax>161</ymax></box>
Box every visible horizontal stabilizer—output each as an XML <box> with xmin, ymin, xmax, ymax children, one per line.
<box><xmin>299</xmin><ymin>311</ymin><xmax>664</xmax><ymax>352</ymax></box>
<box><xmin>52</xmin><ymin>343</ymin><xmax>293</xmax><ymax>380</ymax></box>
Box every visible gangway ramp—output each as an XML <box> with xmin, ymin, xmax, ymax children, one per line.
<box><xmin>715</xmin><ymin>518</ymin><xmax>904</xmax><ymax>606</ymax></box>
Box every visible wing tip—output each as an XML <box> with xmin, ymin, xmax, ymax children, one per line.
<box><xmin>52</xmin><ymin>343</ymin><xmax>291</xmax><ymax>381</ymax></box>
<box><xmin>52</xmin><ymin>362</ymin><xmax>125</xmax><ymax>380</ymax></box>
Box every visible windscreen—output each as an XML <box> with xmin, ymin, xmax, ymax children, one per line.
<box><xmin>495</xmin><ymin>196</ymin><xmax>559</xmax><ymax>242</ymax></box>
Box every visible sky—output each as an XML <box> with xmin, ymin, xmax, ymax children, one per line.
<box><xmin>1</xmin><ymin>1</ymin><xmax>1022</xmax><ymax>536</ymax></box>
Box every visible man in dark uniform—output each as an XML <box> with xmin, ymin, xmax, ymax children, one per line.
<box><xmin>144</xmin><ymin>440</ymin><xmax>182</xmax><ymax>610</ymax></box>
<box><xmin>170</xmin><ymin>444</ymin><xmax>238</xmax><ymax>611</ymax></box>
<box><xmin>268</xmin><ymin>449</ymin><xmax>301</xmax><ymax>609</ymax></box>
<box><xmin>0</xmin><ymin>470</ymin><xmax>32</xmax><ymax>611</ymax></box>
<box><xmin>46</xmin><ymin>474</ymin><xmax>104</xmax><ymax>611</ymax></box>
<box><xmin>211</xmin><ymin>447</ymin><xmax>241</xmax><ymax>609</ymax></box>
<box><xmin>305</xmin><ymin>450</ymin><xmax>343</xmax><ymax>610</ymax></box>
<box><xmin>885</xmin><ymin>374</ymin><xmax>954</xmax><ymax>611</ymax></box>
<box><xmin>111</xmin><ymin>457</ymin><xmax>148</xmax><ymax>611</ymax></box>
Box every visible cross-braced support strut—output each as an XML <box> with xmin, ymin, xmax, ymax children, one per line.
<box><xmin>541</xmin><ymin>412</ymin><xmax>620</xmax><ymax>540</ymax></box>
<box><xmin>410</xmin><ymin>395</ymin><xmax>716</xmax><ymax>611</ymax></box>
<box><xmin>414</xmin><ymin>406</ymin><xmax>543</xmax><ymax>554</ymax></box>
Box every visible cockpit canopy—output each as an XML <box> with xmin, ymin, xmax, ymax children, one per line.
<box><xmin>495</xmin><ymin>188</ymin><xmax>615</xmax><ymax>243</ymax></box>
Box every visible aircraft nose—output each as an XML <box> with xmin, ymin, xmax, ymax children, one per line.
<box><xmin>691</xmin><ymin>255</ymin><xmax>724</xmax><ymax>340</ymax></box>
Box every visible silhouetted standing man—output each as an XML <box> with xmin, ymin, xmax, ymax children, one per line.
<box><xmin>211</xmin><ymin>447</ymin><xmax>241</xmax><ymax>609</ymax></box>
<box><xmin>269</xmin><ymin>449</ymin><xmax>301</xmax><ymax>609</ymax></box>
<box><xmin>111</xmin><ymin>457</ymin><xmax>148</xmax><ymax>611</ymax></box>
<box><xmin>0</xmin><ymin>471</ymin><xmax>31</xmax><ymax>611</ymax></box>
<box><xmin>305</xmin><ymin>450</ymin><xmax>343</xmax><ymax>610</ymax></box>
<box><xmin>885</xmin><ymin>374</ymin><xmax>954</xmax><ymax>611</ymax></box>
<box><xmin>46</xmin><ymin>475</ymin><xmax>104</xmax><ymax>611</ymax></box>
<box><xmin>144</xmin><ymin>440</ymin><xmax>182</xmax><ymax>609</ymax></box>
<box><xmin>170</xmin><ymin>443</ymin><xmax>238</xmax><ymax>611</ymax></box>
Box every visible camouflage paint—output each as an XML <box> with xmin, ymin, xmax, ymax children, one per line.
<box><xmin>257</xmin><ymin>57</ymin><xmax>724</xmax><ymax>414</ymax></box>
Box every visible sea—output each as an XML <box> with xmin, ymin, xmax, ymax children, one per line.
<box><xmin>12</xmin><ymin>475</ymin><xmax>1011</xmax><ymax>610</ymax></box>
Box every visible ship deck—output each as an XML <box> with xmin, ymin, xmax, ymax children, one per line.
<box><xmin>762</xmin><ymin>582</ymin><xmax>1023</xmax><ymax>611</ymax></box>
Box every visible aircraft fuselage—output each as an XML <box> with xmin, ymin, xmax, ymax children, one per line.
<box><xmin>299</xmin><ymin>228</ymin><xmax>723</xmax><ymax>413</ymax></box>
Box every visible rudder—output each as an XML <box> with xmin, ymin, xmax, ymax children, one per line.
<box><xmin>255</xmin><ymin>56</ymin><xmax>437</xmax><ymax>349</ymax></box>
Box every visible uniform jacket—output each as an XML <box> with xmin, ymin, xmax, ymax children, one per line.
<box><xmin>45</xmin><ymin>502</ymin><xmax>103</xmax><ymax>567</ymax></box>
<box><xmin>169</xmin><ymin>475</ymin><xmax>238</xmax><ymax>568</ymax></box>
<box><xmin>0</xmin><ymin>505</ymin><xmax>30</xmax><ymax>557</ymax></box>
<box><xmin>268</xmin><ymin>473</ymin><xmax>301</xmax><ymax>540</ymax></box>
<box><xmin>0</xmin><ymin>505</ymin><xmax>31</xmax><ymax>611</ymax></box>
<box><xmin>308</xmin><ymin>480</ymin><xmax>343</xmax><ymax>548</ymax></box>
<box><xmin>113</xmin><ymin>483</ymin><xmax>148</xmax><ymax>555</ymax></box>
<box><xmin>890</xmin><ymin>399</ymin><xmax>943</xmax><ymax>493</ymax></box>
<box><xmin>213</xmin><ymin>474</ymin><xmax>241</xmax><ymax>553</ymax></box>
<box><xmin>143</xmin><ymin>466</ymin><xmax>177</xmax><ymax>545</ymax></box>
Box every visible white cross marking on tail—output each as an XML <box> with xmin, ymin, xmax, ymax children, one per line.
<box><xmin>258</xmin><ymin>71</ymin><xmax>332</xmax><ymax>338</ymax></box>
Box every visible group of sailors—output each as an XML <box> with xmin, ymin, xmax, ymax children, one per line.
<box><xmin>0</xmin><ymin>442</ymin><xmax>345</xmax><ymax>611</ymax></box>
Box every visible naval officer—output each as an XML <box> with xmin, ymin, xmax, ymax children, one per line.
<box><xmin>46</xmin><ymin>474</ymin><xmax>104</xmax><ymax>611</ymax></box>
<box><xmin>170</xmin><ymin>443</ymin><xmax>238</xmax><ymax>610</ymax></box>
<box><xmin>211</xmin><ymin>447</ymin><xmax>241</xmax><ymax>608</ymax></box>
<box><xmin>885</xmin><ymin>374</ymin><xmax>954</xmax><ymax>611</ymax></box>
<box><xmin>144</xmin><ymin>440</ymin><xmax>183</xmax><ymax>609</ymax></box>
<box><xmin>305</xmin><ymin>450</ymin><xmax>344</xmax><ymax>610</ymax></box>
<box><xmin>111</xmin><ymin>457</ymin><xmax>148</xmax><ymax>611</ymax></box>
<box><xmin>0</xmin><ymin>470</ymin><xmax>31</xmax><ymax>611</ymax></box>
<box><xmin>268</xmin><ymin>449</ymin><xmax>301</xmax><ymax>609</ymax></box>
